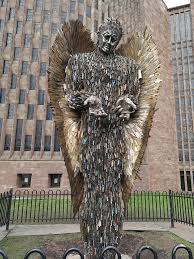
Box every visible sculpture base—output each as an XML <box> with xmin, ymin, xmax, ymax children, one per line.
<box><xmin>68</xmin><ymin>255</ymin><xmax>132</xmax><ymax>258</ymax></box>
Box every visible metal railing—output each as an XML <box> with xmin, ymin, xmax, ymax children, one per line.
<box><xmin>0</xmin><ymin>189</ymin><xmax>12</xmax><ymax>230</ymax></box>
<box><xmin>0</xmin><ymin>244</ymin><xmax>193</xmax><ymax>258</ymax></box>
<box><xmin>0</xmin><ymin>189</ymin><xmax>193</xmax><ymax>227</ymax></box>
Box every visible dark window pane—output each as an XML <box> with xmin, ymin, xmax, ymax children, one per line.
<box><xmin>0</xmin><ymin>20</ymin><xmax>4</xmax><ymax>32</ymax></box>
<box><xmin>6</xmin><ymin>33</ymin><xmax>12</xmax><ymax>47</ymax></box>
<box><xmin>36</xmin><ymin>0</ymin><xmax>42</xmax><ymax>9</ymax></box>
<box><xmin>53</xmin><ymin>0</ymin><xmax>60</xmax><ymax>11</ymax></box>
<box><xmin>7</xmin><ymin>104</ymin><xmax>15</xmax><ymax>119</ymax></box>
<box><xmin>102</xmin><ymin>12</ymin><xmax>104</xmax><ymax>22</ymax></box>
<box><xmin>94</xmin><ymin>20</ymin><xmax>98</xmax><ymax>32</ymax></box>
<box><xmin>44</xmin><ymin>135</ymin><xmax>51</xmax><ymax>151</ymax></box>
<box><xmin>46</xmin><ymin>105</ymin><xmax>52</xmax><ymax>120</ymax></box>
<box><xmin>49</xmin><ymin>174</ymin><xmax>61</xmax><ymax>187</ymax></box>
<box><xmin>0</xmin><ymin>0</ymin><xmax>6</xmax><ymax>7</ymax></box>
<box><xmin>21</xmin><ymin>61</ymin><xmax>28</xmax><ymax>75</ymax></box>
<box><xmin>0</xmin><ymin>118</ymin><xmax>2</xmax><ymax>138</ymax></box>
<box><xmin>0</xmin><ymin>88</ymin><xmax>6</xmax><ymax>103</ymax></box>
<box><xmin>78</xmin><ymin>0</ymin><xmax>84</xmax><ymax>3</ymax></box>
<box><xmin>32</xmin><ymin>48</ymin><xmax>38</xmax><ymax>62</ymax></box>
<box><xmin>4</xmin><ymin>135</ymin><xmax>11</xmax><ymax>150</ymax></box>
<box><xmin>14</xmin><ymin>47</ymin><xmax>20</xmax><ymax>60</ymax></box>
<box><xmin>78</xmin><ymin>15</ymin><xmax>83</xmax><ymax>23</ymax></box>
<box><xmin>40</xmin><ymin>62</ymin><xmax>47</xmax><ymax>76</ymax></box>
<box><xmin>16</xmin><ymin>21</ymin><xmax>22</xmax><ymax>34</ymax></box>
<box><xmin>108</xmin><ymin>6</ymin><xmax>110</xmax><ymax>17</ymax></box>
<box><xmin>34</xmin><ymin>23</ymin><xmax>41</xmax><ymax>34</ymax></box>
<box><xmin>9</xmin><ymin>8</ymin><xmax>15</xmax><ymax>20</ymax></box>
<box><xmin>51</xmin><ymin>23</ymin><xmax>58</xmax><ymax>34</ymax></box>
<box><xmin>29</xmin><ymin>75</ymin><xmax>36</xmax><ymax>90</ymax></box>
<box><xmin>17</xmin><ymin>174</ymin><xmax>32</xmax><ymax>188</ymax></box>
<box><xmin>19</xmin><ymin>89</ymin><xmax>26</xmax><ymax>104</ymax></box>
<box><xmin>43</xmin><ymin>10</ymin><xmax>50</xmax><ymax>23</ymax></box>
<box><xmin>26</xmin><ymin>9</ymin><xmax>33</xmax><ymax>21</ymax></box>
<box><xmin>38</xmin><ymin>90</ymin><xmax>45</xmax><ymax>105</ymax></box>
<box><xmin>11</xmin><ymin>74</ymin><xmax>17</xmax><ymax>89</ymax></box>
<box><xmin>27</xmin><ymin>104</ymin><xmax>34</xmax><ymax>119</ymax></box>
<box><xmin>70</xmin><ymin>1</ymin><xmax>76</xmax><ymax>13</ymax></box>
<box><xmin>186</xmin><ymin>171</ymin><xmax>192</xmax><ymax>191</ymax></box>
<box><xmin>14</xmin><ymin>119</ymin><xmax>23</xmax><ymax>151</ymax></box>
<box><xmin>41</xmin><ymin>36</ymin><xmax>48</xmax><ymax>49</ymax></box>
<box><xmin>95</xmin><ymin>0</ymin><xmax>98</xmax><ymax>9</ymax></box>
<box><xmin>34</xmin><ymin>120</ymin><xmax>42</xmax><ymax>151</ymax></box>
<box><xmin>86</xmin><ymin>5</ymin><xmax>91</xmax><ymax>17</ymax></box>
<box><xmin>24</xmin><ymin>34</ymin><xmax>31</xmax><ymax>47</ymax></box>
<box><xmin>180</xmin><ymin>171</ymin><xmax>185</xmax><ymax>191</ymax></box>
<box><xmin>61</xmin><ymin>11</ymin><xmax>67</xmax><ymax>23</ymax></box>
<box><xmin>3</xmin><ymin>60</ymin><xmax>9</xmax><ymax>74</ymax></box>
<box><xmin>54</xmin><ymin>127</ymin><xmax>60</xmax><ymax>151</ymax></box>
<box><xmin>24</xmin><ymin>135</ymin><xmax>32</xmax><ymax>151</ymax></box>
<box><xmin>19</xmin><ymin>0</ymin><xmax>25</xmax><ymax>7</ymax></box>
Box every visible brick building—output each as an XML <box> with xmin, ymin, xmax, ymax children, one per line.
<box><xmin>0</xmin><ymin>0</ymin><xmax>180</xmax><ymax>192</ymax></box>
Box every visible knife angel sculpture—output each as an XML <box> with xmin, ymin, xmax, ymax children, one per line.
<box><xmin>48</xmin><ymin>19</ymin><xmax>160</xmax><ymax>257</ymax></box>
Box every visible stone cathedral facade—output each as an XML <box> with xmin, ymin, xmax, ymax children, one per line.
<box><xmin>0</xmin><ymin>0</ymin><xmax>180</xmax><ymax>192</ymax></box>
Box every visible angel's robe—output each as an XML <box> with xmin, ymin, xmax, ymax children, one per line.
<box><xmin>65</xmin><ymin>49</ymin><xmax>140</xmax><ymax>258</ymax></box>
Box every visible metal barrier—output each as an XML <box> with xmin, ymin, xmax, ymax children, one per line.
<box><xmin>0</xmin><ymin>244</ymin><xmax>193</xmax><ymax>258</ymax></box>
<box><xmin>0</xmin><ymin>189</ymin><xmax>12</xmax><ymax>230</ymax></box>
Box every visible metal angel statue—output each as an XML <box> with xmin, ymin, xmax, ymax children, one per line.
<box><xmin>48</xmin><ymin>18</ymin><xmax>160</xmax><ymax>258</ymax></box>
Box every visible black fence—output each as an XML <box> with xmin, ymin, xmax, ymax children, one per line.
<box><xmin>0</xmin><ymin>189</ymin><xmax>12</xmax><ymax>230</ymax></box>
<box><xmin>0</xmin><ymin>189</ymin><xmax>193</xmax><ymax>227</ymax></box>
<box><xmin>0</xmin><ymin>245</ymin><xmax>193</xmax><ymax>259</ymax></box>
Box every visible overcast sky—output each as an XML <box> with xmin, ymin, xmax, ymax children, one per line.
<box><xmin>163</xmin><ymin>0</ymin><xmax>190</xmax><ymax>8</ymax></box>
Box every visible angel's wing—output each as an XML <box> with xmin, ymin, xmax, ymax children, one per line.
<box><xmin>48</xmin><ymin>20</ymin><xmax>95</xmax><ymax>214</ymax></box>
<box><xmin>116</xmin><ymin>28</ymin><xmax>161</xmax><ymax>206</ymax></box>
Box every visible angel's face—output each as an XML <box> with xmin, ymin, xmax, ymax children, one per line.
<box><xmin>98</xmin><ymin>29</ymin><xmax>120</xmax><ymax>55</ymax></box>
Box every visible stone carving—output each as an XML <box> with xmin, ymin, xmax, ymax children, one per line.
<box><xmin>48</xmin><ymin>19</ymin><xmax>160</xmax><ymax>258</ymax></box>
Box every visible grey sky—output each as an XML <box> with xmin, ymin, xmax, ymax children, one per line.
<box><xmin>163</xmin><ymin>0</ymin><xmax>190</xmax><ymax>8</ymax></box>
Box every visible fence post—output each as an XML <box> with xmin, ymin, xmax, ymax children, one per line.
<box><xmin>169</xmin><ymin>190</ymin><xmax>174</xmax><ymax>228</ymax></box>
<box><xmin>6</xmin><ymin>188</ymin><xmax>13</xmax><ymax>231</ymax></box>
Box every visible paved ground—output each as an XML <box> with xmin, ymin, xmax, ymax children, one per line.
<box><xmin>0</xmin><ymin>222</ymin><xmax>193</xmax><ymax>244</ymax></box>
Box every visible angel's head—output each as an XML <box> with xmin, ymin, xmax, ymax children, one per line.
<box><xmin>97</xmin><ymin>18</ymin><xmax>123</xmax><ymax>55</ymax></box>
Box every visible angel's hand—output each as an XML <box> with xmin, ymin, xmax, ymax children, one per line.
<box><xmin>84</xmin><ymin>96</ymin><xmax>107</xmax><ymax>117</ymax></box>
<box><xmin>114</xmin><ymin>96</ymin><xmax>137</xmax><ymax>120</ymax></box>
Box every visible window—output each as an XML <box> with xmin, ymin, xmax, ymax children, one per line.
<box><xmin>32</xmin><ymin>48</ymin><xmax>38</xmax><ymax>62</ymax></box>
<box><xmin>61</xmin><ymin>11</ymin><xmax>67</xmax><ymax>23</ymax></box>
<box><xmin>7</xmin><ymin>104</ymin><xmax>15</xmax><ymax>119</ymax></box>
<box><xmin>29</xmin><ymin>75</ymin><xmax>36</xmax><ymax>90</ymax></box>
<box><xmin>16</xmin><ymin>21</ymin><xmax>22</xmax><ymax>34</ymax></box>
<box><xmin>102</xmin><ymin>12</ymin><xmax>104</xmax><ymax>22</ymax></box>
<box><xmin>78</xmin><ymin>15</ymin><xmax>83</xmax><ymax>23</ymax></box>
<box><xmin>108</xmin><ymin>6</ymin><xmax>110</xmax><ymax>17</ymax></box>
<box><xmin>26</xmin><ymin>9</ymin><xmax>33</xmax><ymax>21</ymax></box>
<box><xmin>24</xmin><ymin>135</ymin><xmax>32</xmax><ymax>151</ymax></box>
<box><xmin>46</xmin><ymin>105</ymin><xmax>52</xmax><ymax>120</ymax></box>
<box><xmin>24</xmin><ymin>34</ymin><xmax>31</xmax><ymax>47</ymax></box>
<box><xmin>49</xmin><ymin>174</ymin><xmax>62</xmax><ymax>187</ymax></box>
<box><xmin>27</xmin><ymin>104</ymin><xmax>34</xmax><ymax>120</ymax></box>
<box><xmin>0</xmin><ymin>0</ymin><xmax>6</xmax><ymax>7</ymax></box>
<box><xmin>0</xmin><ymin>118</ymin><xmax>2</xmax><ymax>138</ymax></box>
<box><xmin>43</xmin><ymin>10</ymin><xmax>50</xmax><ymax>23</ymax></box>
<box><xmin>70</xmin><ymin>1</ymin><xmax>76</xmax><ymax>13</ymax></box>
<box><xmin>95</xmin><ymin>0</ymin><xmax>98</xmax><ymax>9</ymax></box>
<box><xmin>34</xmin><ymin>120</ymin><xmax>42</xmax><ymax>151</ymax></box>
<box><xmin>186</xmin><ymin>171</ymin><xmax>192</xmax><ymax>191</ymax></box>
<box><xmin>17</xmin><ymin>174</ymin><xmax>32</xmax><ymax>188</ymax></box>
<box><xmin>21</xmin><ymin>61</ymin><xmax>28</xmax><ymax>75</ymax></box>
<box><xmin>14</xmin><ymin>119</ymin><xmax>23</xmax><ymax>151</ymax></box>
<box><xmin>54</xmin><ymin>127</ymin><xmax>60</xmax><ymax>151</ymax></box>
<box><xmin>180</xmin><ymin>171</ymin><xmax>185</xmax><ymax>191</ymax></box>
<box><xmin>34</xmin><ymin>23</ymin><xmax>41</xmax><ymax>34</ymax></box>
<box><xmin>94</xmin><ymin>20</ymin><xmax>98</xmax><ymax>32</ymax></box>
<box><xmin>19</xmin><ymin>89</ymin><xmax>26</xmax><ymax>104</ymax></box>
<box><xmin>14</xmin><ymin>47</ymin><xmax>20</xmax><ymax>60</ymax></box>
<box><xmin>51</xmin><ymin>23</ymin><xmax>58</xmax><ymax>34</ymax></box>
<box><xmin>0</xmin><ymin>88</ymin><xmax>6</xmax><ymax>103</ymax></box>
<box><xmin>52</xmin><ymin>0</ymin><xmax>60</xmax><ymax>11</ymax></box>
<box><xmin>0</xmin><ymin>20</ymin><xmax>4</xmax><ymax>32</ymax></box>
<box><xmin>40</xmin><ymin>62</ymin><xmax>47</xmax><ymax>76</ymax></box>
<box><xmin>86</xmin><ymin>5</ymin><xmax>91</xmax><ymax>17</ymax></box>
<box><xmin>4</xmin><ymin>135</ymin><xmax>11</xmax><ymax>150</ymax></box>
<box><xmin>44</xmin><ymin>135</ymin><xmax>51</xmax><ymax>151</ymax></box>
<box><xmin>41</xmin><ymin>36</ymin><xmax>48</xmax><ymax>49</ymax></box>
<box><xmin>8</xmin><ymin>8</ymin><xmax>15</xmax><ymax>20</ymax></box>
<box><xmin>38</xmin><ymin>90</ymin><xmax>45</xmax><ymax>105</ymax></box>
<box><xmin>19</xmin><ymin>0</ymin><xmax>25</xmax><ymax>7</ymax></box>
<box><xmin>11</xmin><ymin>74</ymin><xmax>17</xmax><ymax>89</ymax></box>
<box><xmin>3</xmin><ymin>60</ymin><xmax>9</xmax><ymax>74</ymax></box>
<box><xmin>78</xmin><ymin>0</ymin><xmax>84</xmax><ymax>3</ymax></box>
<box><xmin>36</xmin><ymin>0</ymin><xmax>42</xmax><ymax>9</ymax></box>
